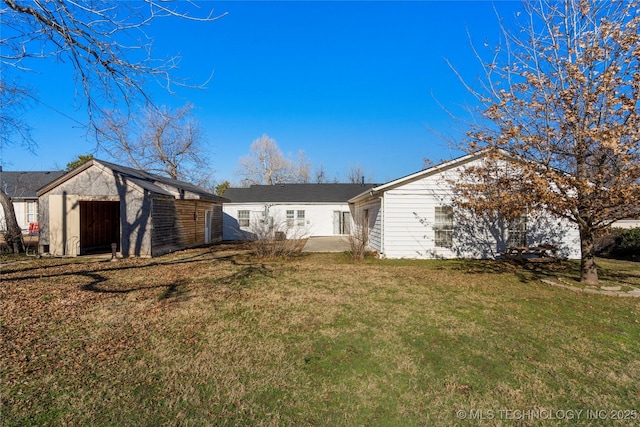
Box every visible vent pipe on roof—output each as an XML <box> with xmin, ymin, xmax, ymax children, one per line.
<box><xmin>361</xmin><ymin>176</ymin><xmax>365</xmax><ymax>186</ymax></box>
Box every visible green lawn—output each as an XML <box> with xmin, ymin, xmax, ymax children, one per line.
<box><xmin>1</xmin><ymin>246</ymin><xmax>639</xmax><ymax>426</ymax></box>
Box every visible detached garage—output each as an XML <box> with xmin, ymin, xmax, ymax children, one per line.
<box><xmin>37</xmin><ymin>159</ymin><xmax>226</xmax><ymax>257</ymax></box>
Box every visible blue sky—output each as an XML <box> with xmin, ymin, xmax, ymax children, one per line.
<box><xmin>4</xmin><ymin>1</ymin><xmax>522</xmax><ymax>184</ymax></box>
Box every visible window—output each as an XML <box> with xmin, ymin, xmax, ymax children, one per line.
<box><xmin>238</xmin><ymin>210</ymin><xmax>250</xmax><ymax>228</ymax></box>
<box><xmin>26</xmin><ymin>201</ymin><xmax>37</xmax><ymax>224</ymax></box>
<box><xmin>434</xmin><ymin>206</ymin><xmax>454</xmax><ymax>248</ymax></box>
<box><xmin>297</xmin><ymin>210</ymin><xmax>305</xmax><ymax>227</ymax></box>
<box><xmin>508</xmin><ymin>213</ymin><xmax>527</xmax><ymax>248</ymax></box>
<box><xmin>286</xmin><ymin>210</ymin><xmax>295</xmax><ymax>227</ymax></box>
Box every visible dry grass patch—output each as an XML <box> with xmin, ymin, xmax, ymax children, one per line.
<box><xmin>1</xmin><ymin>248</ymin><xmax>639</xmax><ymax>426</ymax></box>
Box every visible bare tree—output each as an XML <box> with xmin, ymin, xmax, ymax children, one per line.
<box><xmin>235</xmin><ymin>134</ymin><xmax>311</xmax><ymax>186</ymax></box>
<box><xmin>294</xmin><ymin>150</ymin><xmax>311</xmax><ymax>184</ymax></box>
<box><xmin>0</xmin><ymin>81</ymin><xmax>34</xmax><ymax>252</ymax></box>
<box><xmin>246</xmin><ymin>213</ymin><xmax>307</xmax><ymax>259</ymax></box>
<box><xmin>0</xmin><ymin>80</ymin><xmax>33</xmax><ymax>149</ymax></box>
<box><xmin>1</xmin><ymin>0</ymin><xmax>225</xmax><ymax>126</ymax></box>
<box><xmin>346</xmin><ymin>164</ymin><xmax>371</xmax><ymax>184</ymax></box>
<box><xmin>98</xmin><ymin>103</ymin><xmax>210</xmax><ymax>182</ymax></box>
<box><xmin>348</xmin><ymin>210</ymin><xmax>370</xmax><ymax>261</ymax></box>
<box><xmin>0</xmin><ymin>190</ymin><xmax>24</xmax><ymax>253</ymax></box>
<box><xmin>313</xmin><ymin>165</ymin><xmax>328</xmax><ymax>183</ymax></box>
<box><xmin>313</xmin><ymin>165</ymin><xmax>339</xmax><ymax>183</ymax></box>
<box><xmin>451</xmin><ymin>0</ymin><xmax>640</xmax><ymax>285</ymax></box>
<box><xmin>0</xmin><ymin>0</ymin><xmax>224</xmax><ymax>252</ymax></box>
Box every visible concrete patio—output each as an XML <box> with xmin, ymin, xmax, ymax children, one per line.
<box><xmin>302</xmin><ymin>236</ymin><xmax>351</xmax><ymax>253</ymax></box>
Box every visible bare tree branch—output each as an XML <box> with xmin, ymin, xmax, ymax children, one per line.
<box><xmin>235</xmin><ymin>135</ymin><xmax>311</xmax><ymax>186</ymax></box>
<box><xmin>97</xmin><ymin>103</ymin><xmax>210</xmax><ymax>182</ymax></box>
<box><xmin>1</xmin><ymin>0</ymin><xmax>226</xmax><ymax>129</ymax></box>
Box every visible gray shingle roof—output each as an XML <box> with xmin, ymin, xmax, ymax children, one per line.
<box><xmin>223</xmin><ymin>183</ymin><xmax>379</xmax><ymax>203</ymax></box>
<box><xmin>0</xmin><ymin>171</ymin><xmax>66</xmax><ymax>199</ymax></box>
<box><xmin>95</xmin><ymin>159</ymin><xmax>226</xmax><ymax>201</ymax></box>
<box><xmin>37</xmin><ymin>159</ymin><xmax>228</xmax><ymax>203</ymax></box>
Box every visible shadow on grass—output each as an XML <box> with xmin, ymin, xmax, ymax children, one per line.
<box><xmin>0</xmin><ymin>244</ymin><xmax>243</xmax><ymax>284</ymax></box>
<box><xmin>1</xmin><ymin>244</ymin><xmax>275</xmax><ymax>300</ymax></box>
<box><xmin>77</xmin><ymin>258</ymin><xmax>272</xmax><ymax>297</ymax></box>
<box><xmin>159</xmin><ymin>280</ymin><xmax>190</xmax><ymax>301</ymax></box>
<box><xmin>591</xmin><ymin>259</ymin><xmax>640</xmax><ymax>286</ymax></box>
<box><xmin>599</xmin><ymin>272</ymin><xmax>640</xmax><ymax>287</ymax></box>
<box><xmin>218</xmin><ymin>262</ymin><xmax>274</xmax><ymax>290</ymax></box>
<box><xmin>438</xmin><ymin>258</ymin><xmax>640</xmax><ymax>288</ymax></box>
<box><xmin>79</xmin><ymin>273</ymin><xmax>192</xmax><ymax>303</ymax></box>
<box><xmin>0</xmin><ymin>241</ymin><xmax>251</xmax><ymax>276</ymax></box>
<box><xmin>426</xmin><ymin>258</ymin><xmax>578</xmax><ymax>285</ymax></box>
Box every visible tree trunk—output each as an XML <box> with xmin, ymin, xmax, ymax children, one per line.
<box><xmin>0</xmin><ymin>188</ymin><xmax>25</xmax><ymax>253</ymax></box>
<box><xmin>579</xmin><ymin>224</ymin><xmax>598</xmax><ymax>285</ymax></box>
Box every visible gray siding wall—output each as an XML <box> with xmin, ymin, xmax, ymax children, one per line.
<box><xmin>40</xmin><ymin>166</ymin><xmax>152</xmax><ymax>257</ymax></box>
<box><xmin>150</xmin><ymin>196</ymin><xmax>179</xmax><ymax>256</ymax></box>
<box><xmin>211</xmin><ymin>204</ymin><xmax>223</xmax><ymax>242</ymax></box>
<box><xmin>38</xmin><ymin>196</ymin><xmax>50</xmax><ymax>248</ymax></box>
<box><xmin>39</xmin><ymin>164</ymin><xmax>223</xmax><ymax>257</ymax></box>
<box><xmin>151</xmin><ymin>198</ymin><xmax>224</xmax><ymax>256</ymax></box>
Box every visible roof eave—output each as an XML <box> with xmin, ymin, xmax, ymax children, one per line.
<box><xmin>36</xmin><ymin>160</ymin><xmax>97</xmax><ymax>197</ymax></box>
<box><xmin>348</xmin><ymin>149</ymin><xmax>508</xmax><ymax>203</ymax></box>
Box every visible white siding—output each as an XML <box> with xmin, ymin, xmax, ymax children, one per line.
<box><xmin>527</xmin><ymin>212</ymin><xmax>581</xmax><ymax>259</ymax></box>
<box><xmin>611</xmin><ymin>219</ymin><xmax>640</xmax><ymax>229</ymax></box>
<box><xmin>0</xmin><ymin>200</ymin><xmax>38</xmax><ymax>233</ymax></box>
<box><xmin>381</xmin><ymin>188</ymin><xmax>456</xmax><ymax>259</ymax></box>
<box><xmin>352</xmin><ymin>198</ymin><xmax>382</xmax><ymax>253</ymax></box>
<box><xmin>223</xmin><ymin>202</ymin><xmax>352</xmax><ymax>240</ymax></box>
<box><xmin>359</xmin><ymin>157</ymin><xmax>582</xmax><ymax>260</ymax></box>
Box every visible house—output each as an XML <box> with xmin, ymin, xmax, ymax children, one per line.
<box><xmin>0</xmin><ymin>170</ymin><xmax>66</xmax><ymax>233</ymax></box>
<box><xmin>222</xmin><ymin>183</ymin><xmax>378</xmax><ymax>240</ymax></box>
<box><xmin>611</xmin><ymin>219</ymin><xmax>640</xmax><ymax>229</ymax></box>
<box><xmin>37</xmin><ymin>159</ymin><xmax>227</xmax><ymax>257</ymax></box>
<box><xmin>349</xmin><ymin>151</ymin><xmax>582</xmax><ymax>260</ymax></box>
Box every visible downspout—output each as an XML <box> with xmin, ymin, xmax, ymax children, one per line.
<box><xmin>379</xmin><ymin>194</ymin><xmax>385</xmax><ymax>257</ymax></box>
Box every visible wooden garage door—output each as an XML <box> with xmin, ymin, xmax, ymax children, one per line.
<box><xmin>80</xmin><ymin>201</ymin><xmax>120</xmax><ymax>254</ymax></box>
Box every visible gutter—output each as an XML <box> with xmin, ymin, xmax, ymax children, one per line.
<box><xmin>380</xmin><ymin>194</ymin><xmax>385</xmax><ymax>257</ymax></box>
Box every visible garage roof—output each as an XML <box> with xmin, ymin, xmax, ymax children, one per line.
<box><xmin>37</xmin><ymin>159</ymin><xmax>227</xmax><ymax>203</ymax></box>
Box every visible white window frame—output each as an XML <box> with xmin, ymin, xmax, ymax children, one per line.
<box><xmin>296</xmin><ymin>210</ymin><xmax>305</xmax><ymax>227</ymax></box>
<box><xmin>238</xmin><ymin>210</ymin><xmax>250</xmax><ymax>228</ymax></box>
<box><xmin>507</xmin><ymin>213</ymin><xmax>527</xmax><ymax>248</ymax></box>
<box><xmin>286</xmin><ymin>210</ymin><xmax>295</xmax><ymax>227</ymax></box>
<box><xmin>434</xmin><ymin>206</ymin><xmax>454</xmax><ymax>249</ymax></box>
<box><xmin>26</xmin><ymin>200</ymin><xmax>37</xmax><ymax>224</ymax></box>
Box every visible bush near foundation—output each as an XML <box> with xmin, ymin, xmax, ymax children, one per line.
<box><xmin>595</xmin><ymin>227</ymin><xmax>640</xmax><ymax>260</ymax></box>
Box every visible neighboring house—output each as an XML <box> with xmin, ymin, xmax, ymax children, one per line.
<box><xmin>611</xmin><ymin>219</ymin><xmax>640</xmax><ymax>229</ymax></box>
<box><xmin>222</xmin><ymin>183</ymin><xmax>378</xmax><ymax>240</ymax></box>
<box><xmin>0</xmin><ymin>170</ymin><xmax>66</xmax><ymax>233</ymax></box>
<box><xmin>37</xmin><ymin>159</ymin><xmax>227</xmax><ymax>257</ymax></box>
<box><xmin>349</xmin><ymin>151</ymin><xmax>582</xmax><ymax>260</ymax></box>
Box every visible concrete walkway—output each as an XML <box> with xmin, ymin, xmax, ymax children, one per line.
<box><xmin>541</xmin><ymin>279</ymin><xmax>640</xmax><ymax>297</ymax></box>
<box><xmin>302</xmin><ymin>236</ymin><xmax>351</xmax><ymax>253</ymax></box>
